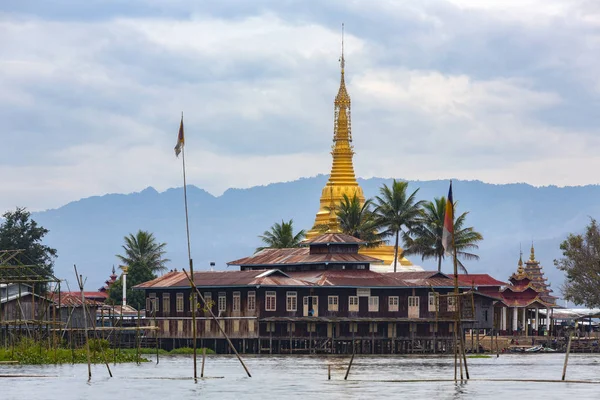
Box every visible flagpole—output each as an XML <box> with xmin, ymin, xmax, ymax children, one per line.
<box><xmin>450</xmin><ymin>181</ymin><xmax>469</xmax><ymax>381</ymax></box>
<box><xmin>179</xmin><ymin>112</ymin><xmax>198</xmax><ymax>380</ymax></box>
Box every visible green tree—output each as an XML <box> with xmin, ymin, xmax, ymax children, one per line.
<box><xmin>257</xmin><ymin>219</ymin><xmax>305</xmax><ymax>252</ymax></box>
<box><xmin>374</xmin><ymin>180</ymin><xmax>425</xmax><ymax>273</ymax></box>
<box><xmin>554</xmin><ymin>218</ymin><xmax>600</xmax><ymax>308</ymax></box>
<box><xmin>403</xmin><ymin>197</ymin><xmax>483</xmax><ymax>273</ymax></box>
<box><xmin>117</xmin><ymin>230</ymin><xmax>170</xmax><ymax>275</ymax></box>
<box><xmin>0</xmin><ymin>207</ymin><xmax>57</xmax><ymax>286</ymax></box>
<box><xmin>108</xmin><ymin>230</ymin><xmax>169</xmax><ymax>309</ymax></box>
<box><xmin>334</xmin><ymin>193</ymin><xmax>383</xmax><ymax>247</ymax></box>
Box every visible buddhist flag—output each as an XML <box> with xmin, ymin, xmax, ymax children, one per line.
<box><xmin>442</xmin><ymin>181</ymin><xmax>454</xmax><ymax>255</ymax></box>
<box><xmin>174</xmin><ymin>116</ymin><xmax>184</xmax><ymax>157</ymax></box>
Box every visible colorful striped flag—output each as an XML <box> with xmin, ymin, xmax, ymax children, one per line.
<box><xmin>442</xmin><ymin>181</ymin><xmax>454</xmax><ymax>255</ymax></box>
<box><xmin>174</xmin><ymin>116</ymin><xmax>184</xmax><ymax>157</ymax></box>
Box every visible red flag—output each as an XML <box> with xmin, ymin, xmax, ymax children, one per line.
<box><xmin>174</xmin><ymin>117</ymin><xmax>184</xmax><ymax>157</ymax></box>
<box><xmin>442</xmin><ymin>181</ymin><xmax>454</xmax><ymax>254</ymax></box>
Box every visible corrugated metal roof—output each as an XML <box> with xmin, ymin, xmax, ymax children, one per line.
<box><xmin>301</xmin><ymin>233</ymin><xmax>366</xmax><ymax>245</ymax></box>
<box><xmin>457</xmin><ymin>274</ymin><xmax>507</xmax><ymax>287</ymax></box>
<box><xmin>134</xmin><ymin>270</ymin><xmax>311</xmax><ymax>289</ymax></box>
<box><xmin>388</xmin><ymin>271</ymin><xmax>449</xmax><ymax>280</ymax></box>
<box><xmin>289</xmin><ymin>270</ymin><xmax>404</xmax><ymax>287</ymax></box>
<box><xmin>48</xmin><ymin>292</ymin><xmax>102</xmax><ymax>307</ymax></box>
<box><xmin>135</xmin><ymin>269</ymin><xmax>479</xmax><ymax>290</ymax></box>
<box><xmin>227</xmin><ymin>247</ymin><xmax>382</xmax><ymax>266</ymax></box>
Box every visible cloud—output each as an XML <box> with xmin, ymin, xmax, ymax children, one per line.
<box><xmin>1</xmin><ymin>1</ymin><xmax>600</xmax><ymax>212</ymax></box>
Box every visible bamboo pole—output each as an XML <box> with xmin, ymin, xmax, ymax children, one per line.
<box><xmin>74</xmin><ymin>266</ymin><xmax>92</xmax><ymax>381</ymax></box>
<box><xmin>182</xmin><ymin>270</ymin><xmax>251</xmax><ymax>377</ymax></box>
<box><xmin>328</xmin><ymin>364</ymin><xmax>331</xmax><ymax>380</ymax></box>
<box><xmin>154</xmin><ymin>307</ymin><xmax>159</xmax><ymax>364</ymax></box>
<box><xmin>562</xmin><ymin>335</ymin><xmax>573</xmax><ymax>381</ymax></box>
<box><xmin>344</xmin><ymin>344</ymin><xmax>355</xmax><ymax>380</ymax></box>
<box><xmin>201</xmin><ymin>347</ymin><xmax>206</xmax><ymax>378</ymax></box>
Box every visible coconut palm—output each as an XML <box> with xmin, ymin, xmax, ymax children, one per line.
<box><xmin>374</xmin><ymin>180</ymin><xmax>425</xmax><ymax>273</ymax></box>
<box><xmin>116</xmin><ymin>230</ymin><xmax>170</xmax><ymax>274</ymax></box>
<box><xmin>334</xmin><ymin>193</ymin><xmax>383</xmax><ymax>247</ymax></box>
<box><xmin>403</xmin><ymin>197</ymin><xmax>483</xmax><ymax>273</ymax></box>
<box><xmin>257</xmin><ymin>219</ymin><xmax>306</xmax><ymax>252</ymax></box>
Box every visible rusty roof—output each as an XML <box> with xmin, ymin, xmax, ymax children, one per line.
<box><xmin>457</xmin><ymin>274</ymin><xmax>507</xmax><ymax>287</ymax></box>
<box><xmin>288</xmin><ymin>270</ymin><xmax>403</xmax><ymax>287</ymax></box>
<box><xmin>134</xmin><ymin>269</ymin><xmax>311</xmax><ymax>289</ymax></box>
<box><xmin>387</xmin><ymin>271</ymin><xmax>449</xmax><ymax>280</ymax></box>
<box><xmin>48</xmin><ymin>292</ymin><xmax>103</xmax><ymax>307</ymax></box>
<box><xmin>227</xmin><ymin>247</ymin><xmax>382</xmax><ymax>266</ymax></box>
<box><xmin>301</xmin><ymin>233</ymin><xmax>366</xmax><ymax>245</ymax></box>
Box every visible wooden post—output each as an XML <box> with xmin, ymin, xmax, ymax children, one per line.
<box><xmin>562</xmin><ymin>335</ymin><xmax>573</xmax><ymax>381</ymax></box>
<box><xmin>344</xmin><ymin>348</ymin><xmax>355</xmax><ymax>380</ymax></box>
<box><xmin>74</xmin><ymin>266</ymin><xmax>92</xmax><ymax>381</ymax></box>
<box><xmin>183</xmin><ymin>270</ymin><xmax>251</xmax><ymax>377</ymax></box>
<box><xmin>201</xmin><ymin>347</ymin><xmax>206</xmax><ymax>378</ymax></box>
<box><xmin>328</xmin><ymin>364</ymin><xmax>331</xmax><ymax>380</ymax></box>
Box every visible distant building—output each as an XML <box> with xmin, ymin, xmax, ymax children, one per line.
<box><xmin>134</xmin><ymin>233</ymin><xmax>493</xmax><ymax>354</ymax></box>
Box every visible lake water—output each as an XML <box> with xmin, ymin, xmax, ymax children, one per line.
<box><xmin>2</xmin><ymin>354</ymin><xmax>600</xmax><ymax>399</ymax></box>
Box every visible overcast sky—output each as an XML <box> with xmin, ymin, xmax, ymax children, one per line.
<box><xmin>2</xmin><ymin>0</ymin><xmax>600</xmax><ymax>212</ymax></box>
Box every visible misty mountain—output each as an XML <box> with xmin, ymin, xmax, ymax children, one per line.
<box><xmin>31</xmin><ymin>176</ymin><xmax>600</xmax><ymax>299</ymax></box>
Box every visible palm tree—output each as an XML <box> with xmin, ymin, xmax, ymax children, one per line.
<box><xmin>374</xmin><ymin>180</ymin><xmax>425</xmax><ymax>273</ymax></box>
<box><xmin>257</xmin><ymin>219</ymin><xmax>306</xmax><ymax>252</ymax></box>
<box><xmin>403</xmin><ymin>197</ymin><xmax>483</xmax><ymax>273</ymax></box>
<box><xmin>334</xmin><ymin>193</ymin><xmax>383</xmax><ymax>247</ymax></box>
<box><xmin>117</xmin><ymin>230</ymin><xmax>170</xmax><ymax>274</ymax></box>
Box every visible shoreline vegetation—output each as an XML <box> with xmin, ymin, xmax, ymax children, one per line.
<box><xmin>0</xmin><ymin>339</ymin><xmax>215</xmax><ymax>365</ymax></box>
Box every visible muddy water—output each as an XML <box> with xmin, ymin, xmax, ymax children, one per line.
<box><xmin>2</xmin><ymin>354</ymin><xmax>600</xmax><ymax>399</ymax></box>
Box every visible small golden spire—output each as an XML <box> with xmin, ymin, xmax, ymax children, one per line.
<box><xmin>518</xmin><ymin>247</ymin><xmax>523</xmax><ymax>267</ymax></box>
<box><xmin>530</xmin><ymin>241</ymin><xmax>536</xmax><ymax>262</ymax></box>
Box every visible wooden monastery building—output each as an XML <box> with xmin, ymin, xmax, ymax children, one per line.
<box><xmin>135</xmin><ymin>234</ymin><xmax>495</xmax><ymax>354</ymax></box>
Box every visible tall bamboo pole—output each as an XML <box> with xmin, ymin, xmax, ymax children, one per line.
<box><xmin>74</xmin><ymin>266</ymin><xmax>92</xmax><ymax>381</ymax></box>
<box><xmin>179</xmin><ymin>114</ymin><xmax>198</xmax><ymax>380</ymax></box>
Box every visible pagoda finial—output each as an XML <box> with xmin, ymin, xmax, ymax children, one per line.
<box><xmin>340</xmin><ymin>23</ymin><xmax>345</xmax><ymax>73</ymax></box>
<box><xmin>112</xmin><ymin>265</ymin><xmax>116</xmax><ymax>275</ymax></box>
<box><xmin>530</xmin><ymin>241</ymin><xmax>536</xmax><ymax>262</ymax></box>
<box><xmin>518</xmin><ymin>245</ymin><xmax>523</xmax><ymax>267</ymax></box>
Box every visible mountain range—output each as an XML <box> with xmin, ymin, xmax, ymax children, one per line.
<box><xmin>30</xmin><ymin>175</ymin><xmax>600</xmax><ymax>300</ymax></box>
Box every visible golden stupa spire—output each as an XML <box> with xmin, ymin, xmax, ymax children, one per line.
<box><xmin>305</xmin><ymin>24</ymin><xmax>364</xmax><ymax>238</ymax></box>
<box><xmin>530</xmin><ymin>241</ymin><xmax>536</xmax><ymax>262</ymax></box>
<box><xmin>518</xmin><ymin>245</ymin><xmax>523</xmax><ymax>267</ymax></box>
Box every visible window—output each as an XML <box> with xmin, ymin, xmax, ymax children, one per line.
<box><xmin>177</xmin><ymin>320</ymin><xmax>184</xmax><ymax>333</ymax></box>
<box><xmin>369</xmin><ymin>322</ymin><xmax>378</xmax><ymax>333</ymax></box>
<box><xmin>349</xmin><ymin>296</ymin><xmax>359</xmax><ymax>312</ymax></box>
<box><xmin>191</xmin><ymin>293</ymin><xmax>198</xmax><ymax>313</ymax></box>
<box><xmin>218</xmin><ymin>292</ymin><xmax>226</xmax><ymax>312</ymax></box>
<box><xmin>162</xmin><ymin>293</ymin><xmax>170</xmax><ymax>313</ymax></box>
<box><xmin>428</xmin><ymin>292</ymin><xmax>439</xmax><ymax>312</ymax></box>
<box><xmin>266</xmin><ymin>291</ymin><xmax>276</xmax><ymax>311</ymax></box>
<box><xmin>248</xmin><ymin>291</ymin><xmax>256</xmax><ymax>312</ymax></box>
<box><xmin>287</xmin><ymin>322</ymin><xmax>295</xmax><ymax>332</ymax></box>
<box><xmin>163</xmin><ymin>320</ymin><xmax>169</xmax><ymax>333</ymax></box>
<box><xmin>204</xmin><ymin>292</ymin><xmax>212</xmax><ymax>310</ymax></box>
<box><xmin>147</xmin><ymin>293</ymin><xmax>157</xmax><ymax>313</ymax></box>
<box><xmin>266</xmin><ymin>322</ymin><xmax>276</xmax><ymax>332</ymax></box>
<box><xmin>233</xmin><ymin>320</ymin><xmax>240</xmax><ymax>332</ymax></box>
<box><xmin>388</xmin><ymin>296</ymin><xmax>399</xmax><ymax>312</ymax></box>
<box><xmin>176</xmin><ymin>293</ymin><xmax>184</xmax><ymax>312</ymax></box>
<box><xmin>447</xmin><ymin>296</ymin><xmax>457</xmax><ymax>312</ymax></box>
<box><xmin>205</xmin><ymin>319</ymin><xmax>211</xmax><ymax>333</ymax></box>
<box><xmin>233</xmin><ymin>292</ymin><xmax>241</xmax><ymax>312</ymax></box>
<box><xmin>328</xmin><ymin>296</ymin><xmax>339</xmax><ymax>311</ymax></box>
<box><xmin>368</xmin><ymin>296</ymin><xmax>379</xmax><ymax>312</ymax></box>
<box><xmin>307</xmin><ymin>322</ymin><xmax>316</xmax><ymax>333</ymax></box>
<box><xmin>248</xmin><ymin>319</ymin><xmax>255</xmax><ymax>332</ymax></box>
<box><xmin>408</xmin><ymin>296</ymin><xmax>419</xmax><ymax>307</ymax></box>
<box><xmin>286</xmin><ymin>291</ymin><xmax>297</xmax><ymax>312</ymax></box>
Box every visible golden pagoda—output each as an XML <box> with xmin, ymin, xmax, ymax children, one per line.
<box><xmin>305</xmin><ymin>37</ymin><xmax>414</xmax><ymax>270</ymax></box>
